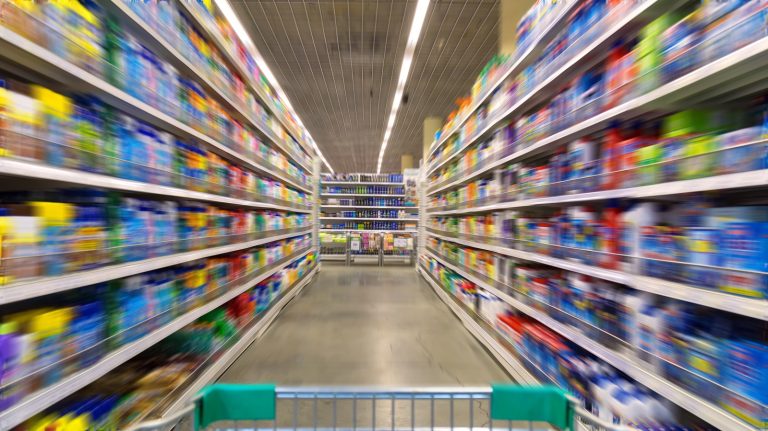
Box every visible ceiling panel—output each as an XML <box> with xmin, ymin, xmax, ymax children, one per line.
<box><xmin>232</xmin><ymin>0</ymin><xmax>499</xmax><ymax>172</ymax></box>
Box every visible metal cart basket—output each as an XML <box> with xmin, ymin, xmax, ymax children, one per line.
<box><xmin>126</xmin><ymin>384</ymin><xmax>637</xmax><ymax>431</ymax></box>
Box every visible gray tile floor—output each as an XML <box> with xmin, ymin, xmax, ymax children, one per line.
<box><xmin>218</xmin><ymin>264</ymin><xmax>510</xmax><ymax>387</ymax></box>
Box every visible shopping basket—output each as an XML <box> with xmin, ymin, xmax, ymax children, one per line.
<box><xmin>126</xmin><ymin>384</ymin><xmax>638</xmax><ymax>431</ymax></box>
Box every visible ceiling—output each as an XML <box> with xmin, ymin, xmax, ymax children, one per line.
<box><xmin>232</xmin><ymin>0</ymin><xmax>500</xmax><ymax>173</ymax></box>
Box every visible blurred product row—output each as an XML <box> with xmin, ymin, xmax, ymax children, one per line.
<box><xmin>1</xmin><ymin>78</ymin><xmax>312</xmax><ymax>197</ymax></box>
<box><xmin>1</xmin><ymin>235</ymin><xmax>312</xmax><ymax>414</ymax></box>
<box><xmin>321</xmin><ymin>186</ymin><xmax>406</xmax><ymax>195</ymax></box>
<box><xmin>4</xmin><ymin>252</ymin><xmax>316</xmax><ymax>430</ymax></box>
<box><xmin>0</xmin><ymin>191</ymin><xmax>311</xmax><ymax>286</ymax></box>
<box><xmin>321</xmin><ymin>173</ymin><xmax>404</xmax><ymax>183</ymax></box>
<box><xmin>428</xmin><ymin>201</ymin><xmax>768</xmax><ymax>300</ymax></box>
<box><xmin>1</xmin><ymin>0</ymin><xmax>312</xmax><ymax>168</ymax></box>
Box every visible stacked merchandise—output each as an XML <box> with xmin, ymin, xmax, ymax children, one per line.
<box><xmin>1</xmin><ymin>0</ymin><xmax>312</xmax><ymax>171</ymax></box>
<box><xmin>423</xmin><ymin>255</ymin><xmax>767</xmax><ymax>430</ymax></box>
<box><xmin>10</xmin><ymin>253</ymin><xmax>316</xmax><ymax>431</ymax></box>
<box><xmin>322</xmin><ymin>173</ymin><xmax>404</xmax><ymax>183</ymax></box>
<box><xmin>319</xmin><ymin>232</ymin><xmax>348</xmax><ymax>258</ymax></box>
<box><xmin>349</xmin><ymin>232</ymin><xmax>380</xmax><ymax>257</ymax></box>
<box><xmin>0</xmin><ymin>191</ymin><xmax>310</xmax><ymax>286</ymax></box>
<box><xmin>323</xmin><ymin>197</ymin><xmax>411</xmax><ymax>207</ymax></box>
<box><xmin>0</xmin><ymin>0</ymin><xmax>318</xmax><ymax>429</ymax></box>
<box><xmin>382</xmin><ymin>233</ymin><xmax>415</xmax><ymax>258</ymax></box>
<box><xmin>321</xmin><ymin>221</ymin><xmax>413</xmax><ymax>231</ymax></box>
<box><xmin>420</xmin><ymin>1</ymin><xmax>768</xmax><ymax>430</ymax></box>
<box><xmin>322</xmin><ymin>185</ymin><xmax>405</xmax><ymax>195</ymax></box>
<box><xmin>320</xmin><ymin>209</ymin><xmax>413</xmax><ymax>219</ymax></box>
<box><xmin>1</xmin><ymin>234</ymin><xmax>312</xmax><ymax>413</ymax></box>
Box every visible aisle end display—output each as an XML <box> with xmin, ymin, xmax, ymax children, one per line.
<box><xmin>320</xmin><ymin>172</ymin><xmax>419</xmax><ymax>265</ymax></box>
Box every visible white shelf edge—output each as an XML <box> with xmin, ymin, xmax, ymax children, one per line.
<box><xmin>175</xmin><ymin>1</ymin><xmax>313</xmax><ymax>158</ymax></box>
<box><xmin>425</xmin><ymin>0</ymin><xmax>580</xmax><ymax>162</ymax></box>
<box><xmin>0</xmin><ymin>27</ymin><xmax>311</xmax><ymax>193</ymax></box>
<box><xmin>425</xmin><ymin>230</ymin><xmax>767</xmax><ymax>321</ymax></box>
<box><xmin>104</xmin><ymin>0</ymin><xmax>312</xmax><ymax>174</ymax></box>
<box><xmin>0</xmin><ymin>248</ymin><xmax>314</xmax><ymax>430</ymax></box>
<box><xmin>0</xmin><ymin>158</ymin><xmax>313</xmax><ymax>213</ymax></box>
<box><xmin>427</xmin><ymin>170</ymin><xmax>768</xmax><ymax>216</ymax></box>
<box><xmin>0</xmin><ymin>228</ymin><xmax>313</xmax><ymax>305</ymax></box>
<box><xmin>161</xmin><ymin>265</ymin><xmax>318</xmax><ymax>416</ymax></box>
<box><xmin>417</xmin><ymin>265</ymin><xmax>539</xmax><ymax>385</ymax></box>
<box><xmin>426</xmin><ymin>36</ymin><xmax>768</xmax><ymax>196</ymax></box>
<box><xmin>422</xmin><ymin>250</ymin><xmax>759</xmax><ymax>431</ymax></box>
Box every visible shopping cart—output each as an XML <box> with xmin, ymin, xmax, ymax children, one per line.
<box><xmin>126</xmin><ymin>384</ymin><xmax>638</xmax><ymax>431</ymax></box>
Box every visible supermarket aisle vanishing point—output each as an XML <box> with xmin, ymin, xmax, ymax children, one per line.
<box><xmin>219</xmin><ymin>265</ymin><xmax>510</xmax><ymax>385</ymax></box>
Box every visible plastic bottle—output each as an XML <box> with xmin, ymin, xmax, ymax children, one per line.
<box><xmin>619</xmin><ymin>202</ymin><xmax>659</xmax><ymax>272</ymax></box>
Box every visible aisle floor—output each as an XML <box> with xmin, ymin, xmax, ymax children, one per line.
<box><xmin>219</xmin><ymin>264</ymin><xmax>510</xmax><ymax>386</ymax></box>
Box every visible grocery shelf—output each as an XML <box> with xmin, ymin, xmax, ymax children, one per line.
<box><xmin>319</xmin><ymin>217</ymin><xmax>418</xmax><ymax>222</ymax></box>
<box><xmin>321</xmin><ymin>193</ymin><xmax>405</xmax><ymax>197</ymax></box>
<box><xmin>422</xmin><ymin>249</ymin><xmax>759</xmax><ymax>431</ymax></box>
<box><xmin>427</xmin><ymin>169</ymin><xmax>768</xmax><ymax>216</ymax></box>
<box><xmin>0</xmin><ymin>228</ymin><xmax>312</xmax><ymax>305</ymax></box>
<box><xmin>426</xmin><ymin>0</ymin><xmax>671</xmax><ymax>179</ymax></box>
<box><xmin>320</xmin><ymin>229</ymin><xmax>417</xmax><ymax>234</ymax></box>
<box><xmin>102</xmin><ymin>0</ymin><xmax>312</xmax><ymax>174</ymax></box>
<box><xmin>159</xmin><ymin>265</ymin><xmax>318</xmax><ymax>418</ymax></box>
<box><xmin>0</xmin><ymin>158</ymin><xmax>313</xmax><ymax>214</ymax></box>
<box><xmin>175</xmin><ymin>1</ymin><xmax>313</xmax><ymax>159</ymax></box>
<box><xmin>425</xmin><ymin>229</ymin><xmax>767</xmax><ymax>321</ymax></box>
<box><xmin>426</xmin><ymin>35</ymin><xmax>768</xmax><ymax>197</ymax></box>
<box><xmin>417</xmin><ymin>265</ymin><xmax>539</xmax><ymax>385</ymax></box>
<box><xmin>0</xmin><ymin>27</ymin><xmax>311</xmax><ymax>194</ymax></box>
<box><xmin>321</xmin><ymin>181</ymin><xmax>404</xmax><ymax>186</ymax></box>
<box><xmin>320</xmin><ymin>205</ymin><xmax>419</xmax><ymax>210</ymax></box>
<box><xmin>0</xmin><ymin>247</ymin><xmax>314</xmax><ymax>431</ymax></box>
<box><xmin>425</xmin><ymin>0</ymin><xmax>580</xmax><ymax>163</ymax></box>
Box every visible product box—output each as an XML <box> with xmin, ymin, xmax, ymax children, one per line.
<box><xmin>722</xmin><ymin>339</ymin><xmax>768</xmax><ymax>428</ymax></box>
<box><xmin>720</xmin><ymin>221</ymin><xmax>768</xmax><ymax>271</ymax></box>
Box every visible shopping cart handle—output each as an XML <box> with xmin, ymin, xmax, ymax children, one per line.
<box><xmin>195</xmin><ymin>383</ymin><xmax>277</xmax><ymax>430</ymax></box>
<box><xmin>490</xmin><ymin>384</ymin><xmax>574</xmax><ymax>430</ymax></box>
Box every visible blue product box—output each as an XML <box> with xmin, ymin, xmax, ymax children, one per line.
<box><xmin>720</xmin><ymin>221</ymin><xmax>768</xmax><ymax>271</ymax></box>
<box><xmin>722</xmin><ymin>339</ymin><xmax>768</xmax><ymax>428</ymax></box>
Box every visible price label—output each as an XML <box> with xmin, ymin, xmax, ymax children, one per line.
<box><xmin>394</xmin><ymin>238</ymin><xmax>408</xmax><ymax>248</ymax></box>
<box><xmin>351</xmin><ymin>239</ymin><xmax>361</xmax><ymax>251</ymax></box>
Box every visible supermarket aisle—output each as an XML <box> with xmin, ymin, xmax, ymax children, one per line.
<box><xmin>219</xmin><ymin>265</ymin><xmax>509</xmax><ymax>385</ymax></box>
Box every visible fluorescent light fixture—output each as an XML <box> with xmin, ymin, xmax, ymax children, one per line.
<box><xmin>213</xmin><ymin>0</ymin><xmax>334</xmax><ymax>173</ymax></box>
<box><xmin>376</xmin><ymin>0</ymin><xmax>430</xmax><ymax>173</ymax></box>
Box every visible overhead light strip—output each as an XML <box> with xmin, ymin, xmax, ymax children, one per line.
<box><xmin>213</xmin><ymin>0</ymin><xmax>334</xmax><ymax>173</ymax></box>
<box><xmin>376</xmin><ymin>0</ymin><xmax>430</xmax><ymax>173</ymax></box>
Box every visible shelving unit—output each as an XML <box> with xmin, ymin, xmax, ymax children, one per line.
<box><xmin>0</xmin><ymin>247</ymin><xmax>315</xmax><ymax>430</ymax></box>
<box><xmin>418</xmin><ymin>2</ymin><xmax>768</xmax><ymax>431</ymax></box>
<box><xmin>152</xmin><ymin>265</ymin><xmax>319</xmax><ymax>420</ymax></box>
<box><xmin>319</xmin><ymin>173</ymin><xmax>419</xmax><ymax>265</ymax></box>
<box><xmin>0</xmin><ymin>2</ymin><xmax>320</xmax><ymax>428</ymax></box>
<box><xmin>421</xmin><ymin>249</ymin><xmax>754</xmax><ymax>431</ymax></box>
